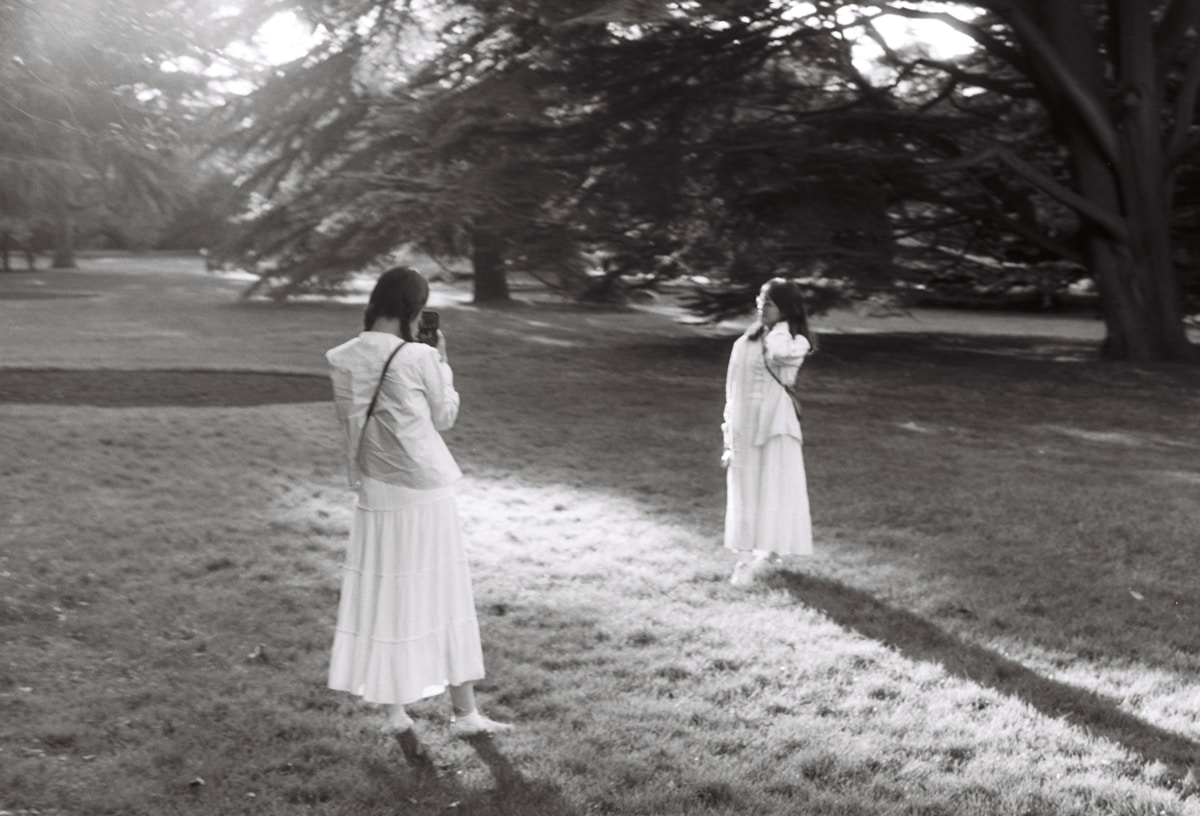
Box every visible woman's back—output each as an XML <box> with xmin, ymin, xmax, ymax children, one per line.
<box><xmin>327</xmin><ymin>331</ymin><xmax>461</xmax><ymax>490</ymax></box>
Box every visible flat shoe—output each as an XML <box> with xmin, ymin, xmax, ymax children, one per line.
<box><xmin>450</xmin><ymin>711</ymin><xmax>513</xmax><ymax>738</ymax></box>
<box><xmin>381</xmin><ymin>709</ymin><xmax>414</xmax><ymax>734</ymax></box>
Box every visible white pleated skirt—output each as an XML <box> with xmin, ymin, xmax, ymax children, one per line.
<box><xmin>724</xmin><ymin>434</ymin><xmax>813</xmax><ymax>556</ymax></box>
<box><xmin>328</xmin><ymin>476</ymin><xmax>485</xmax><ymax>706</ymax></box>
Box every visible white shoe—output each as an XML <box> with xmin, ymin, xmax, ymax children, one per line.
<box><xmin>450</xmin><ymin>710</ymin><xmax>513</xmax><ymax>738</ymax></box>
<box><xmin>730</xmin><ymin>560</ymin><xmax>752</xmax><ymax>586</ymax></box>
<box><xmin>752</xmin><ymin>550</ymin><xmax>780</xmax><ymax>566</ymax></box>
<box><xmin>381</xmin><ymin>707</ymin><xmax>414</xmax><ymax>734</ymax></box>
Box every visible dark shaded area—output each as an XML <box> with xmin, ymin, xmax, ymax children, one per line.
<box><xmin>612</xmin><ymin>329</ymin><xmax>1105</xmax><ymax>371</ymax></box>
<box><xmin>767</xmin><ymin>570</ymin><xmax>1200</xmax><ymax>779</ymax></box>
<box><xmin>0</xmin><ymin>291</ymin><xmax>100</xmax><ymax>300</ymax></box>
<box><xmin>364</xmin><ymin>732</ymin><xmax>580</xmax><ymax>815</ymax></box>
<box><xmin>468</xmin><ymin>737</ymin><xmax>581</xmax><ymax>814</ymax></box>
<box><xmin>392</xmin><ymin>729</ymin><xmax>436</xmax><ymax>772</ymax></box>
<box><xmin>605</xmin><ymin>330</ymin><xmax>1200</xmax><ymax>417</ymax></box>
<box><xmin>0</xmin><ymin>368</ymin><xmax>331</xmax><ymax>407</ymax></box>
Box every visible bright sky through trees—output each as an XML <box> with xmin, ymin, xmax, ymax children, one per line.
<box><xmin>246</xmin><ymin>4</ymin><xmax>979</xmax><ymax>69</ymax></box>
<box><xmin>862</xmin><ymin>10</ymin><xmax>977</xmax><ymax>59</ymax></box>
<box><xmin>251</xmin><ymin>11</ymin><xmax>320</xmax><ymax>64</ymax></box>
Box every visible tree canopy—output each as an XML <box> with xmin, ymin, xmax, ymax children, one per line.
<box><xmin>856</xmin><ymin>0</ymin><xmax>1200</xmax><ymax>360</ymax></box>
<box><xmin>220</xmin><ymin>0</ymin><xmax>1199</xmax><ymax>360</ymax></box>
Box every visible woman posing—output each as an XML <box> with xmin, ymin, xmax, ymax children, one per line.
<box><xmin>325</xmin><ymin>266</ymin><xmax>510</xmax><ymax>739</ymax></box>
<box><xmin>722</xmin><ymin>277</ymin><xmax>817</xmax><ymax>585</ymax></box>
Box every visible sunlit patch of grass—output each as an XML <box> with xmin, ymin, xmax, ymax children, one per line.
<box><xmin>3</xmin><ymin>274</ymin><xmax>1200</xmax><ymax>813</ymax></box>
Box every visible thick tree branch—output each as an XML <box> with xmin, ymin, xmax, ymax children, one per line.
<box><xmin>921</xmin><ymin>144</ymin><xmax>1127</xmax><ymax>241</ymax></box>
<box><xmin>972</xmin><ymin>197</ymin><xmax>1085</xmax><ymax>267</ymax></box>
<box><xmin>912</xmin><ymin>58</ymin><xmax>1035</xmax><ymax>98</ymax></box>
<box><xmin>980</xmin><ymin>1</ymin><xmax>1121</xmax><ymax>167</ymax></box>
<box><xmin>866</xmin><ymin>1</ymin><xmax>1120</xmax><ymax>165</ymax></box>
<box><xmin>1168</xmin><ymin>40</ymin><xmax>1200</xmax><ymax>162</ymax></box>
<box><xmin>1155</xmin><ymin>0</ymin><xmax>1200</xmax><ymax>84</ymax></box>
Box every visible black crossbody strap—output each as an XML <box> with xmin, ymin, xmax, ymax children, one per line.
<box><xmin>760</xmin><ymin>338</ymin><xmax>792</xmax><ymax>391</ymax></box>
<box><xmin>355</xmin><ymin>342</ymin><xmax>406</xmax><ymax>468</ymax></box>
<box><xmin>761</xmin><ymin>337</ymin><xmax>803</xmax><ymax>419</ymax></box>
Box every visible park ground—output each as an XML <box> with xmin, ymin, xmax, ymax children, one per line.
<box><xmin>1</xmin><ymin>255</ymin><xmax>1199</xmax><ymax>815</ymax></box>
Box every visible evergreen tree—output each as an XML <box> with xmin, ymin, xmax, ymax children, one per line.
<box><xmin>852</xmin><ymin>0</ymin><xmax>1200</xmax><ymax>360</ymax></box>
<box><xmin>221</xmin><ymin>0</ymin><xmax>1199</xmax><ymax>359</ymax></box>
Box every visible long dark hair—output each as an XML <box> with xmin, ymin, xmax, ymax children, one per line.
<box><xmin>748</xmin><ymin>277</ymin><xmax>818</xmax><ymax>351</ymax></box>
<box><xmin>363</xmin><ymin>266</ymin><xmax>429</xmax><ymax>342</ymax></box>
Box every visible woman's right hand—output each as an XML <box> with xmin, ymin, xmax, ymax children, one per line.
<box><xmin>436</xmin><ymin>330</ymin><xmax>448</xmax><ymax>364</ymax></box>
<box><xmin>721</xmin><ymin>449</ymin><xmax>733</xmax><ymax>469</ymax></box>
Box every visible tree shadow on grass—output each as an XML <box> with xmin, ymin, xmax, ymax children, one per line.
<box><xmin>0</xmin><ymin>369</ymin><xmax>330</xmax><ymax>406</ymax></box>
<box><xmin>766</xmin><ymin>569</ymin><xmax>1200</xmax><ymax>778</ymax></box>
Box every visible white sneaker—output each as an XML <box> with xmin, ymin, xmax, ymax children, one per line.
<box><xmin>450</xmin><ymin>710</ymin><xmax>513</xmax><ymax>738</ymax></box>
<box><xmin>381</xmin><ymin>707</ymin><xmax>414</xmax><ymax>734</ymax></box>
<box><xmin>752</xmin><ymin>550</ymin><xmax>780</xmax><ymax>566</ymax></box>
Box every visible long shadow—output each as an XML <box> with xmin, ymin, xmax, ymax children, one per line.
<box><xmin>767</xmin><ymin>569</ymin><xmax>1200</xmax><ymax>776</ymax></box>
<box><xmin>466</xmin><ymin>736</ymin><xmax>580</xmax><ymax>814</ymax></box>
<box><xmin>364</xmin><ymin>730</ymin><xmax>579</xmax><ymax>815</ymax></box>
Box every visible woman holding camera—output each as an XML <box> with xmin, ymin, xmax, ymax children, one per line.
<box><xmin>722</xmin><ymin>277</ymin><xmax>817</xmax><ymax>585</ymax></box>
<box><xmin>325</xmin><ymin>266</ymin><xmax>510</xmax><ymax>740</ymax></box>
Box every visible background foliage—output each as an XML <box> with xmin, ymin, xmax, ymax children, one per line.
<box><xmin>4</xmin><ymin>0</ymin><xmax>1200</xmax><ymax>359</ymax></box>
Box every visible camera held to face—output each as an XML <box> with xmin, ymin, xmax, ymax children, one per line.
<box><xmin>418</xmin><ymin>310</ymin><xmax>439</xmax><ymax>346</ymax></box>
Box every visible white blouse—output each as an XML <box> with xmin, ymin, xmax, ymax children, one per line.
<box><xmin>326</xmin><ymin>331</ymin><xmax>462</xmax><ymax>490</ymax></box>
<box><xmin>723</xmin><ymin>322</ymin><xmax>812</xmax><ymax>450</ymax></box>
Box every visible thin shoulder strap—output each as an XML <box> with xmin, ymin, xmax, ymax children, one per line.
<box><xmin>760</xmin><ymin>337</ymin><xmax>790</xmax><ymax>390</ymax></box>
<box><xmin>355</xmin><ymin>341</ymin><xmax>407</xmax><ymax>467</ymax></box>
<box><xmin>761</xmin><ymin>336</ymin><xmax>804</xmax><ymax>419</ymax></box>
<box><xmin>364</xmin><ymin>342</ymin><xmax>407</xmax><ymax>422</ymax></box>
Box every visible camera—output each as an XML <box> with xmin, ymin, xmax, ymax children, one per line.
<box><xmin>417</xmin><ymin>310</ymin><xmax>439</xmax><ymax>346</ymax></box>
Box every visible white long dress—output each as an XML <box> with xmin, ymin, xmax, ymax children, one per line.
<box><xmin>325</xmin><ymin>331</ymin><xmax>484</xmax><ymax>705</ymax></box>
<box><xmin>722</xmin><ymin>322</ymin><xmax>813</xmax><ymax>556</ymax></box>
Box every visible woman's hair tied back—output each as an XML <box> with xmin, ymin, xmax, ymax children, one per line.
<box><xmin>364</xmin><ymin>266</ymin><xmax>430</xmax><ymax>341</ymax></box>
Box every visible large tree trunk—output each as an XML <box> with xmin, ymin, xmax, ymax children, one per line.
<box><xmin>1061</xmin><ymin>133</ymin><xmax>1191</xmax><ymax>360</ymax></box>
<box><xmin>1029</xmin><ymin>0</ymin><xmax>1196</xmax><ymax>360</ymax></box>
<box><xmin>1106</xmin><ymin>0</ymin><xmax>1195</xmax><ymax>359</ymax></box>
<box><xmin>471</xmin><ymin>226</ymin><xmax>510</xmax><ymax>303</ymax></box>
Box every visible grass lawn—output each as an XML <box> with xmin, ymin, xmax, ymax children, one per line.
<box><xmin>1</xmin><ymin>256</ymin><xmax>1199</xmax><ymax>815</ymax></box>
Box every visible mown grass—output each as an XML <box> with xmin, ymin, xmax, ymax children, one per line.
<box><xmin>1</xmin><ymin>259</ymin><xmax>1199</xmax><ymax>815</ymax></box>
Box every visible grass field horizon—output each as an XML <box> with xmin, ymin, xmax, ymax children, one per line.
<box><xmin>2</xmin><ymin>256</ymin><xmax>1199</xmax><ymax>815</ymax></box>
